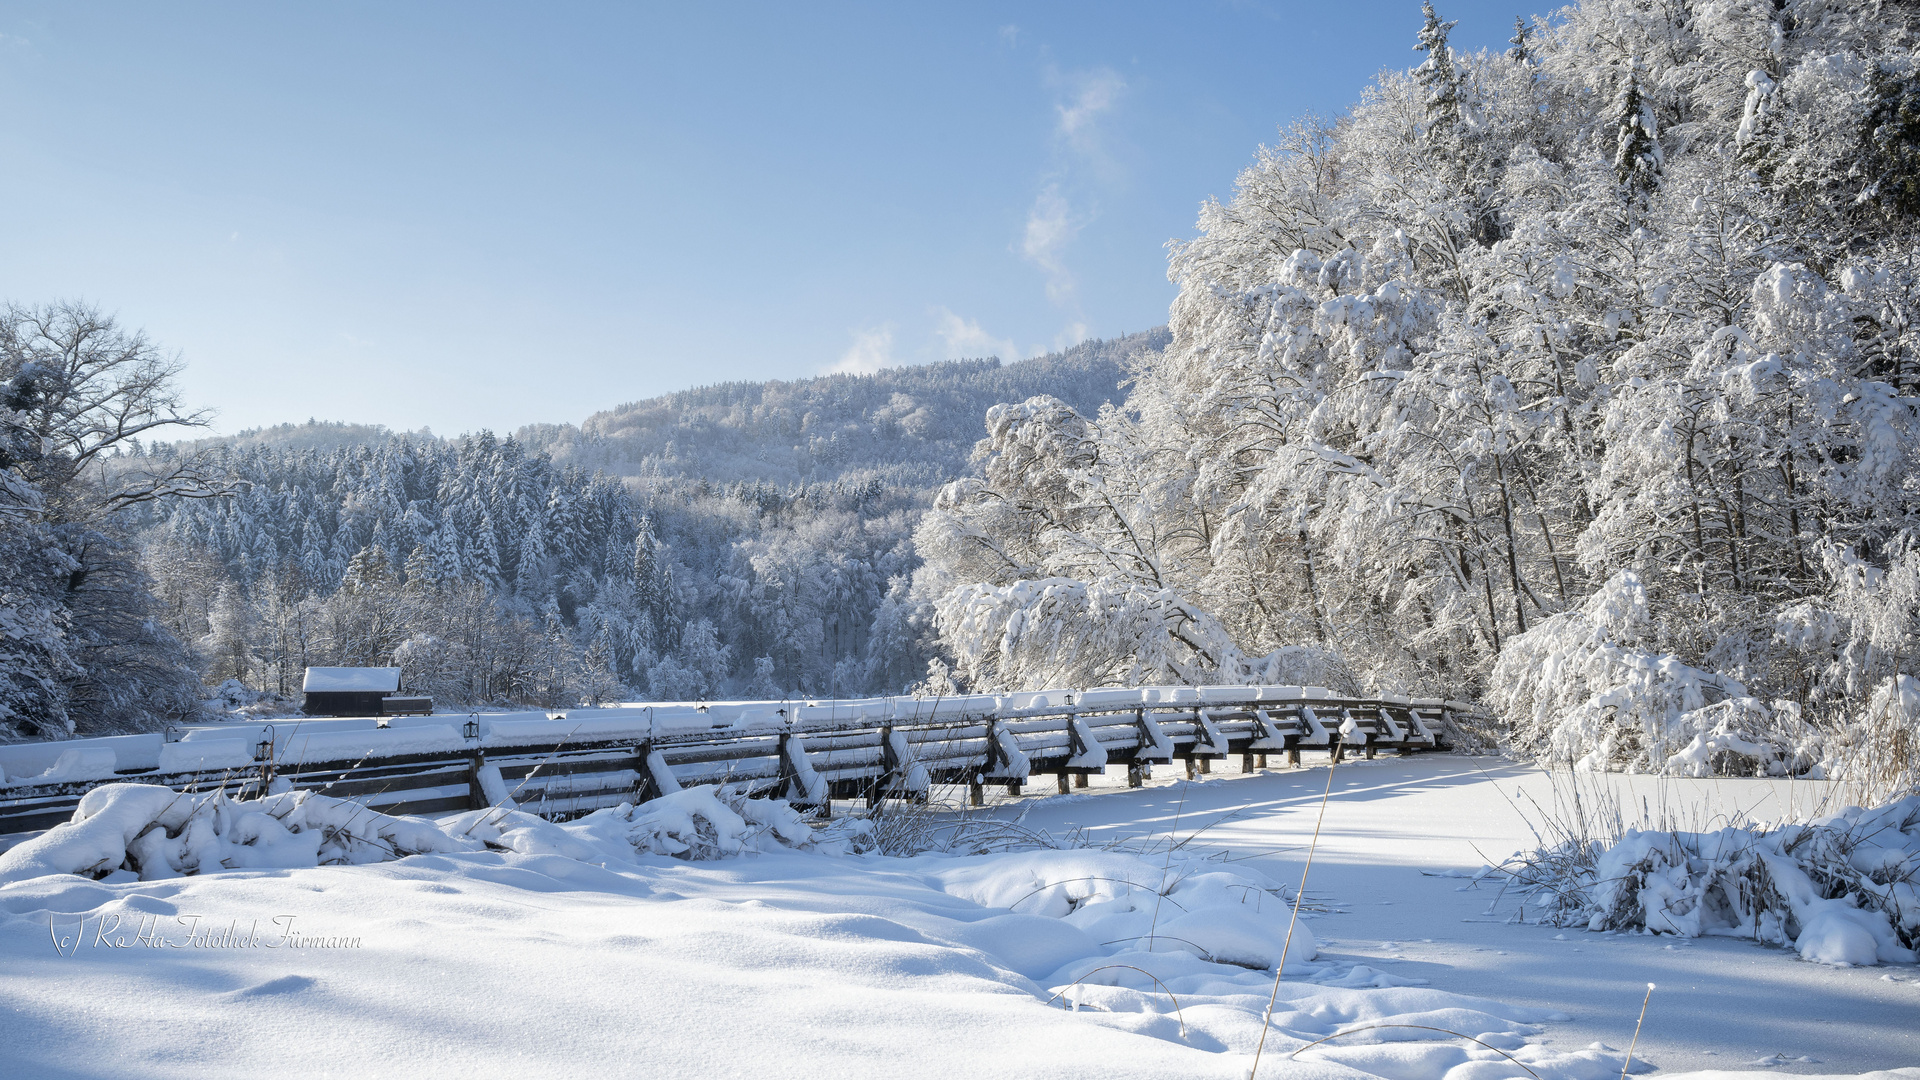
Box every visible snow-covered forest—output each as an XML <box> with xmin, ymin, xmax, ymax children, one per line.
<box><xmin>916</xmin><ymin>0</ymin><xmax>1920</xmax><ymax>788</ymax></box>
<box><xmin>0</xmin><ymin>332</ymin><xmax>1155</xmax><ymax>737</ymax></box>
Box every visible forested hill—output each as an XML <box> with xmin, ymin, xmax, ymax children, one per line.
<box><xmin>517</xmin><ymin>329</ymin><xmax>1164</xmax><ymax>488</ymax></box>
<box><xmin>155</xmin><ymin>421</ymin><xmax>416</xmax><ymax>457</ymax></box>
<box><xmin>82</xmin><ymin>330</ymin><xmax>1164</xmax><ymax>727</ymax></box>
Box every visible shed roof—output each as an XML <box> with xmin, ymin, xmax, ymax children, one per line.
<box><xmin>303</xmin><ymin>667</ymin><xmax>402</xmax><ymax>693</ymax></box>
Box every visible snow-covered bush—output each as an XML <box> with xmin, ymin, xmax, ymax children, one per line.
<box><xmin>1849</xmin><ymin>675</ymin><xmax>1920</xmax><ymax>801</ymax></box>
<box><xmin>0</xmin><ymin>782</ymin><xmax>846</xmax><ymax>888</ymax></box>
<box><xmin>1500</xmin><ymin>779</ymin><xmax>1920</xmax><ymax>966</ymax></box>
<box><xmin>0</xmin><ymin>784</ymin><xmax>479</xmax><ymax>886</ymax></box>
<box><xmin>1491</xmin><ymin>571</ymin><xmax>1820</xmax><ymax>774</ymax></box>
<box><xmin>450</xmin><ymin>785</ymin><xmax>839</xmax><ymax>861</ymax></box>
<box><xmin>1776</xmin><ymin>543</ymin><xmax>1920</xmax><ymax>799</ymax></box>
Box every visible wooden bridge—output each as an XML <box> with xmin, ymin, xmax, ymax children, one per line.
<box><xmin>0</xmin><ymin>686</ymin><xmax>1479</xmax><ymax>844</ymax></box>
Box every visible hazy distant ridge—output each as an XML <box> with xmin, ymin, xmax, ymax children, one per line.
<box><xmin>517</xmin><ymin>328</ymin><xmax>1167</xmax><ymax>487</ymax></box>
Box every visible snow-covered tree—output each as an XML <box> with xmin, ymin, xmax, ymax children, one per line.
<box><xmin>916</xmin><ymin>0</ymin><xmax>1920</xmax><ymax>781</ymax></box>
<box><xmin>0</xmin><ymin>303</ymin><xmax>207</xmax><ymax>735</ymax></box>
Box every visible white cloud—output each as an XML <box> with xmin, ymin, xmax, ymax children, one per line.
<box><xmin>827</xmin><ymin>325</ymin><xmax>895</xmax><ymax>375</ymax></box>
<box><xmin>1054</xmin><ymin>68</ymin><xmax>1124</xmax><ymax>153</ymax></box>
<box><xmin>1021</xmin><ymin>185</ymin><xmax>1080</xmax><ymax>304</ymax></box>
<box><xmin>998</xmin><ymin>24</ymin><xmax>1020</xmax><ymax>47</ymax></box>
<box><xmin>934</xmin><ymin>309</ymin><xmax>1020</xmax><ymax>361</ymax></box>
<box><xmin>1015</xmin><ymin>68</ymin><xmax>1125</xmax><ymax>310</ymax></box>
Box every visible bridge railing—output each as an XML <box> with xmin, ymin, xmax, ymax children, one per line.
<box><xmin>0</xmin><ymin>686</ymin><xmax>1482</xmax><ymax>842</ymax></box>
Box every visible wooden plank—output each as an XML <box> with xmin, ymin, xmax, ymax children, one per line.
<box><xmin>306</xmin><ymin>765</ymin><xmax>470</xmax><ymax>801</ymax></box>
<box><xmin>364</xmin><ymin>794</ymin><xmax>473</xmax><ymax>817</ymax></box>
<box><xmin>0</xmin><ymin>805</ymin><xmax>80</xmax><ymax>834</ymax></box>
<box><xmin>655</xmin><ymin>739</ymin><xmax>783</xmax><ymax>766</ymax></box>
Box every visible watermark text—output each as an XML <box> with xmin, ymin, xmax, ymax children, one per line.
<box><xmin>49</xmin><ymin>913</ymin><xmax>360</xmax><ymax>956</ymax></box>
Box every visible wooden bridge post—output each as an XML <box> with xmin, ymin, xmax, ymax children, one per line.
<box><xmin>251</xmin><ymin>725</ymin><xmax>277</xmax><ymax>801</ymax></box>
<box><xmin>635</xmin><ymin>742</ymin><xmax>654</xmax><ymax>800</ymax></box>
<box><xmin>467</xmin><ymin>749</ymin><xmax>490</xmax><ymax>811</ymax></box>
<box><xmin>1073</xmin><ymin>772</ymin><xmax>1088</xmax><ymax>788</ymax></box>
<box><xmin>636</xmin><ymin>742</ymin><xmax>681</xmax><ymax>803</ymax></box>
<box><xmin>1241</xmin><ymin>751</ymin><xmax>1254</xmax><ymax>773</ymax></box>
<box><xmin>981</xmin><ymin>717</ymin><xmax>1023</xmax><ymax>798</ymax></box>
<box><xmin>777</xmin><ymin>732</ymin><xmax>829</xmax><ymax>819</ymax></box>
<box><xmin>969</xmin><ymin>777</ymin><xmax>984</xmax><ymax>806</ymax></box>
<box><xmin>1126</xmin><ymin>762</ymin><xmax>1146</xmax><ymax>788</ymax></box>
<box><xmin>870</xmin><ymin>723</ymin><xmax>899</xmax><ymax>813</ymax></box>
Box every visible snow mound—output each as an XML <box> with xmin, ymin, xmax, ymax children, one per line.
<box><xmin>926</xmin><ymin>850</ymin><xmax>1318</xmax><ymax>971</ymax></box>
<box><xmin>1795</xmin><ymin>904</ymin><xmax>1902</xmax><ymax>967</ymax></box>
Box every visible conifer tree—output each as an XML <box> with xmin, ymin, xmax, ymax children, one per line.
<box><xmin>1413</xmin><ymin>1</ymin><xmax>1463</xmax><ymax>141</ymax></box>
<box><xmin>1612</xmin><ymin>59</ymin><xmax>1663</xmax><ymax>192</ymax></box>
<box><xmin>1506</xmin><ymin>16</ymin><xmax>1530</xmax><ymax>65</ymax></box>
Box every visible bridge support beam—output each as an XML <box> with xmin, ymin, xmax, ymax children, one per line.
<box><xmin>467</xmin><ymin>751</ymin><xmax>493</xmax><ymax>811</ymax></box>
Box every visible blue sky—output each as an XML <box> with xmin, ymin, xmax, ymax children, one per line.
<box><xmin>0</xmin><ymin>1</ymin><xmax>1527</xmax><ymax>437</ymax></box>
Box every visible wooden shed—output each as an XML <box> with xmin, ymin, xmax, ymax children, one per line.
<box><xmin>302</xmin><ymin>666</ymin><xmax>412</xmax><ymax>717</ymax></box>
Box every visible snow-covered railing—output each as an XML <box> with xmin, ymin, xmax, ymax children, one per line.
<box><xmin>0</xmin><ymin>687</ymin><xmax>1478</xmax><ymax>841</ymax></box>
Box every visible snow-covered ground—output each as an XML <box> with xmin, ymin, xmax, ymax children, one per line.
<box><xmin>996</xmin><ymin>758</ymin><xmax>1920</xmax><ymax>1076</ymax></box>
<box><xmin>0</xmin><ymin>756</ymin><xmax>1914</xmax><ymax>1079</ymax></box>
